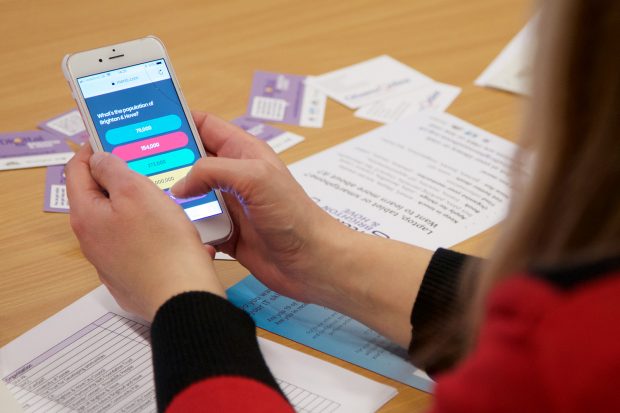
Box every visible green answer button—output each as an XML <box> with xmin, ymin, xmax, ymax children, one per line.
<box><xmin>128</xmin><ymin>148</ymin><xmax>195</xmax><ymax>176</ymax></box>
<box><xmin>105</xmin><ymin>114</ymin><xmax>182</xmax><ymax>145</ymax></box>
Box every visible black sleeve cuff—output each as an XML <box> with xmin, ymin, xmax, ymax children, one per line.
<box><xmin>150</xmin><ymin>291</ymin><xmax>283</xmax><ymax>412</ymax></box>
<box><xmin>409</xmin><ymin>248</ymin><xmax>481</xmax><ymax>375</ymax></box>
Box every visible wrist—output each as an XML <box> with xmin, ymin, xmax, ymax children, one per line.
<box><xmin>145</xmin><ymin>258</ymin><xmax>225</xmax><ymax>321</ymax></box>
<box><xmin>298</xmin><ymin>217</ymin><xmax>370</xmax><ymax>308</ymax></box>
<box><xmin>299</xmin><ymin>220</ymin><xmax>434</xmax><ymax>347</ymax></box>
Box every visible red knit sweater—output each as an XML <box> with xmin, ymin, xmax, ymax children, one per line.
<box><xmin>429</xmin><ymin>273</ymin><xmax>620</xmax><ymax>413</ymax></box>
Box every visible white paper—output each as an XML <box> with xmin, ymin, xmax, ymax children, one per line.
<box><xmin>266</xmin><ymin>131</ymin><xmax>305</xmax><ymax>154</ymax></box>
<box><xmin>307</xmin><ymin>55</ymin><xmax>434</xmax><ymax>109</ymax></box>
<box><xmin>298</xmin><ymin>81</ymin><xmax>327</xmax><ymax>128</ymax></box>
<box><xmin>354</xmin><ymin>82</ymin><xmax>461</xmax><ymax>123</ymax></box>
<box><xmin>260</xmin><ymin>340</ymin><xmax>396</xmax><ymax>412</ymax></box>
<box><xmin>215</xmin><ymin>252</ymin><xmax>234</xmax><ymax>260</ymax></box>
<box><xmin>1</xmin><ymin>286</ymin><xmax>397</xmax><ymax>413</ymax></box>
<box><xmin>0</xmin><ymin>381</ymin><xmax>23</xmax><ymax>413</ymax></box>
<box><xmin>43</xmin><ymin>110</ymin><xmax>86</xmax><ymax>137</ymax></box>
<box><xmin>288</xmin><ymin>112</ymin><xmax>524</xmax><ymax>250</ymax></box>
<box><xmin>0</xmin><ymin>153</ymin><xmax>74</xmax><ymax>171</ymax></box>
<box><xmin>475</xmin><ymin>15</ymin><xmax>538</xmax><ymax>96</ymax></box>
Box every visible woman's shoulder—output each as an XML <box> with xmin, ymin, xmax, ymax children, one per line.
<box><xmin>430</xmin><ymin>269</ymin><xmax>620</xmax><ymax>413</ymax></box>
<box><xmin>528</xmin><ymin>269</ymin><xmax>620</xmax><ymax>413</ymax></box>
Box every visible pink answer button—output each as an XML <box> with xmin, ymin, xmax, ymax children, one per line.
<box><xmin>112</xmin><ymin>132</ymin><xmax>189</xmax><ymax>161</ymax></box>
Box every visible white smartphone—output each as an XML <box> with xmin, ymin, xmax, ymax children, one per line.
<box><xmin>62</xmin><ymin>36</ymin><xmax>233</xmax><ymax>245</ymax></box>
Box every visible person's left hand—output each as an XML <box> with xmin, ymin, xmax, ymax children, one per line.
<box><xmin>65</xmin><ymin>145</ymin><xmax>225</xmax><ymax>321</ymax></box>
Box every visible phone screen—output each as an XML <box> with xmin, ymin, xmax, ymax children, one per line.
<box><xmin>76</xmin><ymin>58</ymin><xmax>222</xmax><ymax>221</ymax></box>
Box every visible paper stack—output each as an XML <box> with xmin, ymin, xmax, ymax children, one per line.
<box><xmin>307</xmin><ymin>55</ymin><xmax>461</xmax><ymax>124</ymax></box>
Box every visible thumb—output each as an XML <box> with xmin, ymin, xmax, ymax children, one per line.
<box><xmin>89</xmin><ymin>152</ymin><xmax>141</xmax><ymax>194</ymax></box>
<box><xmin>171</xmin><ymin>157</ymin><xmax>269</xmax><ymax>201</ymax></box>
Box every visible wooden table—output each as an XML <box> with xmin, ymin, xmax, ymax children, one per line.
<box><xmin>0</xmin><ymin>0</ymin><xmax>530</xmax><ymax>411</ymax></box>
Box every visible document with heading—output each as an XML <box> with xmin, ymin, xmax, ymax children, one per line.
<box><xmin>288</xmin><ymin>111</ymin><xmax>524</xmax><ymax>250</ymax></box>
<box><xmin>0</xmin><ymin>286</ymin><xmax>397</xmax><ymax>413</ymax></box>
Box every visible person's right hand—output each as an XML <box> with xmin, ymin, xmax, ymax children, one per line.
<box><xmin>173</xmin><ymin>112</ymin><xmax>434</xmax><ymax>348</ymax></box>
<box><xmin>171</xmin><ymin>112</ymin><xmax>354</xmax><ymax>303</ymax></box>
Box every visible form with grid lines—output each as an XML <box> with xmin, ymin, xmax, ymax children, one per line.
<box><xmin>1</xmin><ymin>288</ymin><xmax>397</xmax><ymax>412</ymax></box>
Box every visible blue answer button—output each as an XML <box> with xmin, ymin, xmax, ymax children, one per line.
<box><xmin>128</xmin><ymin>148</ymin><xmax>195</xmax><ymax>175</ymax></box>
<box><xmin>105</xmin><ymin>114</ymin><xmax>182</xmax><ymax>145</ymax></box>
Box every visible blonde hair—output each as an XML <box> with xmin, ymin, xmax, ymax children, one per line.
<box><xmin>413</xmin><ymin>0</ymin><xmax>620</xmax><ymax>370</ymax></box>
<box><xmin>470</xmin><ymin>0</ymin><xmax>620</xmax><ymax>341</ymax></box>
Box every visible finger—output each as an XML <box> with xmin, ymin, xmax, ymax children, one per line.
<box><xmin>191</xmin><ymin>111</ymin><xmax>275</xmax><ymax>160</ymax></box>
<box><xmin>204</xmin><ymin>244</ymin><xmax>216</xmax><ymax>259</ymax></box>
<box><xmin>170</xmin><ymin>157</ymin><xmax>273</xmax><ymax>200</ymax></box>
<box><xmin>89</xmin><ymin>152</ymin><xmax>150</xmax><ymax>197</ymax></box>
<box><xmin>65</xmin><ymin>145</ymin><xmax>109</xmax><ymax>208</ymax></box>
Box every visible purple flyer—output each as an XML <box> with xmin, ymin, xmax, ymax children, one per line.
<box><xmin>231</xmin><ymin>116</ymin><xmax>304</xmax><ymax>153</ymax></box>
<box><xmin>246</xmin><ymin>71</ymin><xmax>326</xmax><ymax>128</ymax></box>
<box><xmin>44</xmin><ymin>165</ymin><xmax>70</xmax><ymax>213</ymax></box>
<box><xmin>38</xmin><ymin>109</ymin><xmax>90</xmax><ymax>145</ymax></box>
<box><xmin>0</xmin><ymin>131</ymin><xmax>74</xmax><ymax>171</ymax></box>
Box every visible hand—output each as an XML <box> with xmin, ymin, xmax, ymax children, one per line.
<box><xmin>171</xmin><ymin>112</ymin><xmax>353</xmax><ymax>303</ymax></box>
<box><xmin>66</xmin><ymin>146</ymin><xmax>225</xmax><ymax>321</ymax></box>
<box><xmin>171</xmin><ymin>113</ymin><xmax>434</xmax><ymax>348</ymax></box>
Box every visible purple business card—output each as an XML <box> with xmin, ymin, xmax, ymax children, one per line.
<box><xmin>246</xmin><ymin>71</ymin><xmax>326</xmax><ymax>128</ymax></box>
<box><xmin>231</xmin><ymin>117</ymin><xmax>304</xmax><ymax>153</ymax></box>
<box><xmin>43</xmin><ymin>165</ymin><xmax>70</xmax><ymax>213</ymax></box>
<box><xmin>0</xmin><ymin>131</ymin><xmax>74</xmax><ymax>171</ymax></box>
<box><xmin>38</xmin><ymin>109</ymin><xmax>89</xmax><ymax>145</ymax></box>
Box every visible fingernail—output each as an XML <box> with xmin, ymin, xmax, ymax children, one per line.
<box><xmin>89</xmin><ymin>151</ymin><xmax>108</xmax><ymax>170</ymax></box>
<box><xmin>170</xmin><ymin>177</ymin><xmax>185</xmax><ymax>196</ymax></box>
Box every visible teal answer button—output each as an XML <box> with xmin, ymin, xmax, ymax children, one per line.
<box><xmin>105</xmin><ymin>114</ymin><xmax>182</xmax><ymax>145</ymax></box>
<box><xmin>128</xmin><ymin>148</ymin><xmax>195</xmax><ymax>175</ymax></box>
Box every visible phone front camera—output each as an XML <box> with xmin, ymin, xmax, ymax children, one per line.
<box><xmin>98</xmin><ymin>58</ymin><xmax>103</xmax><ymax>62</ymax></box>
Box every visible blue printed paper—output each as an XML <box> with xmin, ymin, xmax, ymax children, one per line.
<box><xmin>227</xmin><ymin>275</ymin><xmax>434</xmax><ymax>392</ymax></box>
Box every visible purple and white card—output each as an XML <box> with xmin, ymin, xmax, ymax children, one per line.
<box><xmin>44</xmin><ymin>165</ymin><xmax>69</xmax><ymax>213</ymax></box>
<box><xmin>0</xmin><ymin>131</ymin><xmax>74</xmax><ymax>171</ymax></box>
<box><xmin>38</xmin><ymin>109</ymin><xmax>89</xmax><ymax>145</ymax></box>
<box><xmin>232</xmin><ymin>116</ymin><xmax>304</xmax><ymax>153</ymax></box>
<box><xmin>246</xmin><ymin>71</ymin><xmax>326</xmax><ymax>128</ymax></box>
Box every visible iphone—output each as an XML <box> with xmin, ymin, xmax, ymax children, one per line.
<box><xmin>63</xmin><ymin>36</ymin><xmax>232</xmax><ymax>244</ymax></box>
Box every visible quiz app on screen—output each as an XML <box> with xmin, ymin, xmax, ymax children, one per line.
<box><xmin>77</xmin><ymin>59</ymin><xmax>222</xmax><ymax>221</ymax></box>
